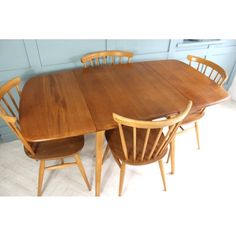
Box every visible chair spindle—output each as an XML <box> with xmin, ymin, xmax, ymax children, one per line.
<box><xmin>7</xmin><ymin>91</ymin><xmax>19</xmax><ymax>111</ymax></box>
<box><xmin>147</xmin><ymin>128</ymin><xmax>163</xmax><ymax>160</ymax></box>
<box><xmin>133</xmin><ymin>127</ymin><xmax>136</xmax><ymax>161</ymax></box>
<box><xmin>118</xmin><ymin>124</ymin><xmax>128</xmax><ymax>160</ymax></box>
<box><xmin>141</xmin><ymin>128</ymin><xmax>150</xmax><ymax>161</ymax></box>
<box><xmin>81</xmin><ymin>50</ymin><xmax>133</xmax><ymax>68</ymax></box>
<box><xmin>2</xmin><ymin>97</ymin><xmax>17</xmax><ymax>118</ymax></box>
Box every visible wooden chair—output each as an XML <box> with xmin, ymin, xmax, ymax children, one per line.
<box><xmin>0</xmin><ymin>77</ymin><xmax>91</xmax><ymax>196</ymax></box>
<box><xmin>81</xmin><ymin>50</ymin><xmax>134</xmax><ymax>68</ymax></box>
<box><xmin>105</xmin><ymin>101</ymin><xmax>192</xmax><ymax>196</ymax></box>
<box><xmin>187</xmin><ymin>55</ymin><xmax>227</xmax><ymax>86</ymax></box>
<box><xmin>175</xmin><ymin>55</ymin><xmax>228</xmax><ymax>150</ymax></box>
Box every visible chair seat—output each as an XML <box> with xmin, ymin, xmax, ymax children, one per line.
<box><xmin>25</xmin><ymin>136</ymin><xmax>84</xmax><ymax>160</ymax></box>
<box><xmin>182</xmin><ymin>110</ymin><xmax>205</xmax><ymax>124</ymax></box>
<box><xmin>105</xmin><ymin>127</ymin><xmax>168</xmax><ymax>165</ymax></box>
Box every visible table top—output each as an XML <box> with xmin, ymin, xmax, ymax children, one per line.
<box><xmin>146</xmin><ymin>61</ymin><xmax>228</xmax><ymax>108</ymax></box>
<box><xmin>19</xmin><ymin>70</ymin><xmax>96</xmax><ymax>141</ymax></box>
<box><xmin>19</xmin><ymin>60</ymin><xmax>229</xmax><ymax>142</ymax></box>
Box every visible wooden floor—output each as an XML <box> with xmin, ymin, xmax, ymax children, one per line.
<box><xmin>0</xmin><ymin>99</ymin><xmax>236</xmax><ymax>197</ymax></box>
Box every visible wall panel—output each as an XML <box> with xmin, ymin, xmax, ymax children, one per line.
<box><xmin>107</xmin><ymin>39</ymin><xmax>170</xmax><ymax>54</ymax></box>
<box><xmin>36</xmin><ymin>40</ymin><xmax>106</xmax><ymax>67</ymax></box>
<box><xmin>0</xmin><ymin>40</ymin><xmax>30</xmax><ymax>71</ymax></box>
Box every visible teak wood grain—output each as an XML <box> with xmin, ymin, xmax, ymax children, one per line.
<box><xmin>74</xmin><ymin>63</ymin><xmax>190</xmax><ymax>132</ymax></box>
<box><xmin>20</xmin><ymin>71</ymin><xmax>96</xmax><ymax>141</ymax></box>
<box><xmin>146</xmin><ymin>60</ymin><xmax>229</xmax><ymax>110</ymax></box>
<box><xmin>20</xmin><ymin>60</ymin><xmax>229</xmax><ymax>141</ymax></box>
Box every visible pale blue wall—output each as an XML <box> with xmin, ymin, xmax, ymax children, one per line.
<box><xmin>1</xmin><ymin>39</ymin><xmax>236</xmax><ymax>87</ymax></box>
<box><xmin>0</xmin><ymin>39</ymin><xmax>236</xmax><ymax>142</ymax></box>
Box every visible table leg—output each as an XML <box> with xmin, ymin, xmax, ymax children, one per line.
<box><xmin>95</xmin><ymin>131</ymin><xmax>105</xmax><ymax>196</ymax></box>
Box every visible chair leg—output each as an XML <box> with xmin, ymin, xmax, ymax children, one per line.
<box><xmin>166</xmin><ymin>145</ymin><xmax>171</xmax><ymax>163</ymax></box>
<box><xmin>102</xmin><ymin>144</ymin><xmax>110</xmax><ymax>164</ymax></box>
<box><xmin>119</xmin><ymin>162</ymin><xmax>126</xmax><ymax>196</ymax></box>
<box><xmin>158</xmin><ymin>160</ymin><xmax>167</xmax><ymax>191</ymax></box>
<box><xmin>194</xmin><ymin>121</ymin><xmax>200</xmax><ymax>150</ymax></box>
<box><xmin>61</xmin><ymin>158</ymin><xmax>64</xmax><ymax>164</ymax></box>
<box><xmin>74</xmin><ymin>154</ymin><xmax>91</xmax><ymax>191</ymax></box>
<box><xmin>37</xmin><ymin>160</ymin><xmax>45</xmax><ymax>196</ymax></box>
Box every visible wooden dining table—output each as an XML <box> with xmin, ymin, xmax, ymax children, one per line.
<box><xmin>19</xmin><ymin>60</ymin><xmax>229</xmax><ymax>196</ymax></box>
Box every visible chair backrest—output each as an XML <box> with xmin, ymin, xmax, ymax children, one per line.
<box><xmin>81</xmin><ymin>50</ymin><xmax>134</xmax><ymax>68</ymax></box>
<box><xmin>0</xmin><ymin>77</ymin><xmax>35</xmax><ymax>155</ymax></box>
<box><xmin>187</xmin><ymin>55</ymin><xmax>228</xmax><ymax>86</ymax></box>
<box><xmin>113</xmin><ymin>101</ymin><xmax>192</xmax><ymax>162</ymax></box>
